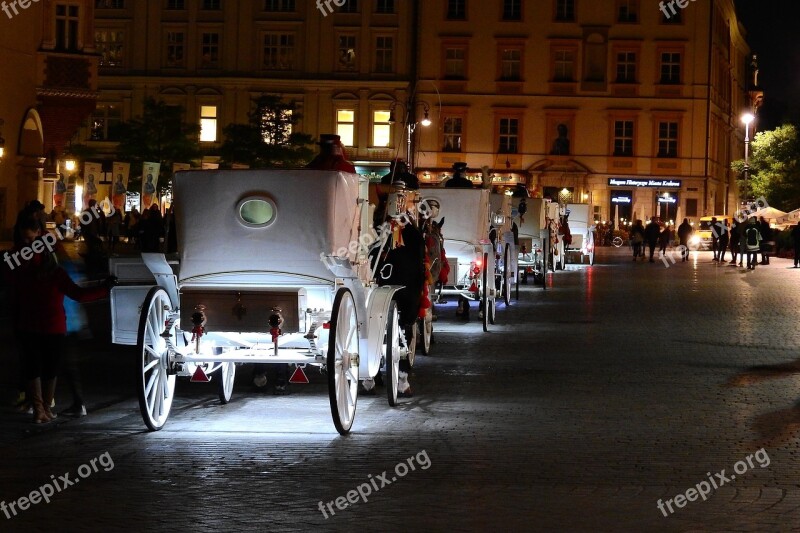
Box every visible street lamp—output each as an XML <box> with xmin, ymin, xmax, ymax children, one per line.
<box><xmin>389</xmin><ymin>99</ymin><xmax>432</xmax><ymax>171</ymax></box>
<box><xmin>63</xmin><ymin>158</ymin><xmax>77</xmax><ymax>173</ymax></box>
<box><xmin>0</xmin><ymin>119</ymin><xmax>5</xmax><ymax>161</ymax></box>
<box><xmin>741</xmin><ymin>112</ymin><xmax>755</xmax><ymax>205</ymax></box>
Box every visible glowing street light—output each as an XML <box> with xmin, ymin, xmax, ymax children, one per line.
<box><xmin>741</xmin><ymin>112</ymin><xmax>755</xmax><ymax>204</ymax></box>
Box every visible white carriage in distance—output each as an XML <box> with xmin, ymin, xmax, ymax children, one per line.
<box><xmin>562</xmin><ymin>203</ymin><xmax>596</xmax><ymax>266</ymax></box>
<box><xmin>109</xmin><ymin>169</ymin><xmax>411</xmax><ymax>435</ymax></box>
<box><xmin>489</xmin><ymin>192</ymin><xmax>517</xmax><ymax>304</ymax></box>
<box><xmin>420</xmin><ymin>187</ymin><xmax>502</xmax><ymax>331</ymax></box>
<box><xmin>515</xmin><ymin>198</ymin><xmax>559</xmax><ymax>283</ymax></box>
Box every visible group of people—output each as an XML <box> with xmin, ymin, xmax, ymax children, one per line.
<box><xmin>3</xmin><ymin>201</ymin><xmax>114</xmax><ymax>424</ymax></box>
<box><xmin>638</xmin><ymin>215</ymin><xmax>778</xmax><ymax>270</ymax></box>
<box><xmin>628</xmin><ymin>217</ymin><xmax>675</xmax><ymax>262</ymax></box>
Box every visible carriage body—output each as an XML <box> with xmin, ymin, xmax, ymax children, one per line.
<box><xmin>420</xmin><ymin>187</ymin><xmax>500</xmax><ymax>329</ymax></box>
<box><xmin>110</xmin><ymin>169</ymin><xmax>406</xmax><ymax>434</ymax></box>
<box><xmin>515</xmin><ymin>198</ymin><xmax>558</xmax><ymax>281</ymax></box>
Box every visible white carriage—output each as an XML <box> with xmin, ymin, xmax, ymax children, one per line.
<box><xmin>515</xmin><ymin>198</ymin><xmax>559</xmax><ymax>283</ymax></box>
<box><xmin>489</xmin><ymin>193</ymin><xmax>517</xmax><ymax>304</ymax></box>
<box><xmin>420</xmin><ymin>188</ymin><xmax>498</xmax><ymax>331</ymax></box>
<box><xmin>109</xmin><ymin>169</ymin><xmax>409</xmax><ymax>435</ymax></box>
<box><xmin>562</xmin><ymin>203</ymin><xmax>595</xmax><ymax>265</ymax></box>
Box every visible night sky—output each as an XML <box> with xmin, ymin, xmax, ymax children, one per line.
<box><xmin>734</xmin><ymin>0</ymin><xmax>800</xmax><ymax>130</ymax></box>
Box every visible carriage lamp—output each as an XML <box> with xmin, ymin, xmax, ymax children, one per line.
<box><xmin>492</xmin><ymin>213</ymin><xmax>506</xmax><ymax>226</ymax></box>
<box><xmin>269</xmin><ymin>308</ymin><xmax>284</xmax><ymax>353</ymax></box>
<box><xmin>191</xmin><ymin>307</ymin><xmax>207</xmax><ymax>353</ymax></box>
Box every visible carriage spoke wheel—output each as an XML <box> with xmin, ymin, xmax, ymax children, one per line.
<box><xmin>503</xmin><ymin>243</ymin><xmax>512</xmax><ymax>306</ymax></box>
<box><xmin>420</xmin><ymin>306</ymin><xmax>433</xmax><ymax>356</ymax></box>
<box><xmin>384</xmin><ymin>301</ymin><xmax>400</xmax><ymax>407</ymax></box>
<box><xmin>482</xmin><ymin>252</ymin><xmax>490</xmax><ymax>332</ymax></box>
<box><xmin>214</xmin><ymin>362</ymin><xmax>236</xmax><ymax>404</ymax></box>
<box><xmin>136</xmin><ymin>287</ymin><xmax>176</xmax><ymax>431</ymax></box>
<box><xmin>328</xmin><ymin>288</ymin><xmax>359</xmax><ymax>435</ymax></box>
<box><xmin>405</xmin><ymin>322</ymin><xmax>418</xmax><ymax>368</ymax></box>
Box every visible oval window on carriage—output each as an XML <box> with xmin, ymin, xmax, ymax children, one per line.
<box><xmin>237</xmin><ymin>196</ymin><xmax>277</xmax><ymax>228</ymax></box>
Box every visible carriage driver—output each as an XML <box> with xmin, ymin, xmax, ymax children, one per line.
<box><xmin>305</xmin><ymin>134</ymin><xmax>356</xmax><ymax>173</ymax></box>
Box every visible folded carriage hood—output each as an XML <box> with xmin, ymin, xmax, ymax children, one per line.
<box><xmin>174</xmin><ymin>169</ymin><xmax>362</xmax><ymax>284</ymax></box>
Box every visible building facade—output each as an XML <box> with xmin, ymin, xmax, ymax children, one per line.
<box><xmin>88</xmin><ymin>0</ymin><xmax>416</xmax><ymax>175</ymax></box>
<box><xmin>29</xmin><ymin>0</ymin><xmax>752</xmax><ymax>231</ymax></box>
<box><xmin>413</xmin><ymin>0</ymin><xmax>751</xmax><ymax>226</ymax></box>
<box><xmin>0</xmin><ymin>0</ymin><xmax>98</xmax><ymax>239</ymax></box>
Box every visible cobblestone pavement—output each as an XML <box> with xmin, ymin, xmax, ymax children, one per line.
<box><xmin>3</xmin><ymin>247</ymin><xmax>800</xmax><ymax>532</ymax></box>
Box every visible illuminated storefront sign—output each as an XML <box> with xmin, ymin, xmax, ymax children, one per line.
<box><xmin>608</xmin><ymin>178</ymin><xmax>682</xmax><ymax>188</ymax></box>
<box><xmin>611</xmin><ymin>196</ymin><xmax>631</xmax><ymax>203</ymax></box>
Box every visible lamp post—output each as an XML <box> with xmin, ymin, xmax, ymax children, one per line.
<box><xmin>0</xmin><ymin>119</ymin><xmax>6</xmax><ymax>161</ymax></box>
<box><xmin>741</xmin><ymin>112</ymin><xmax>755</xmax><ymax>206</ymax></box>
<box><xmin>389</xmin><ymin>99</ymin><xmax>431</xmax><ymax>172</ymax></box>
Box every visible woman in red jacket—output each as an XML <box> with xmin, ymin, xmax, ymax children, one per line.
<box><xmin>4</xmin><ymin>216</ymin><xmax>110</xmax><ymax>423</ymax></box>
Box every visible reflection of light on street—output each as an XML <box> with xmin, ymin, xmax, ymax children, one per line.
<box><xmin>75</xmin><ymin>185</ymin><xmax>83</xmax><ymax>212</ymax></box>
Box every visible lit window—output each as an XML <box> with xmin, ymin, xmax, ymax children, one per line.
<box><xmin>372</xmin><ymin>110</ymin><xmax>392</xmax><ymax>147</ymax></box>
<box><xmin>337</xmin><ymin>110</ymin><xmax>355</xmax><ymax>147</ymax></box>
<box><xmin>200</xmin><ymin>106</ymin><xmax>218</xmax><ymax>142</ymax></box>
<box><xmin>89</xmin><ymin>104</ymin><xmax>122</xmax><ymax>141</ymax></box>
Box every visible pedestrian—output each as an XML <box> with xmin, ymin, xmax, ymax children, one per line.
<box><xmin>659</xmin><ymin>224</ymin><xmax>672</xmax><ymax>257</ymax></box>
<box><xmin>792</xmin><ymin>223</ymin><xmax>800</xmax><ymax>267</ymax></box>
<box><xmin>139</xmin><ymin>204</ymin><xmax>164</xmax><ymax>253</ymax></box>
<box><xmin>759</xmin><ymin>216</ymin><xmax>772</xmax><ymax>265</ymax></box>
<box><xmin>744</xmin><ymin>217</ymin><xmax>762</xmax><ymax>270</ymax></box>
<box><xmin>106</xmin><ymin>208</ymin><xmax>122</xmax><ymax>254</ymax></box>
<box><xmin>3</xmin><ymin>215</ymin><xmax>112</xmax><ymax>423</ymax></box>
<box><xmin>717</xmin><ymin>219</ymin><xmax>729</xmax><ymax>262</ymax></box>
<box><xmin>630</xmin><ymin>219</ymin><xmax>645</xmax><ymax>261</ymax></box>
<box><xmin>710</xmin><ymin>217</ymin><xmax>719</xmax><ymax>261</ymax></box>
<box><xmin>677</xmin><ymin>218</ymin><xmax>692</xmax><ymax>262</ymax></box>
<box><xmin>305</xmin><ymin>133</ymin><xmax>356</xmax><ymax>172</ymax></box>
<box><xmin>644</xmin><ymin>216</ymin><xmax>661</xmax><ymax>262</ymax></box>
<box><xmin>729</xmin><ymin>219</ymin><xmax>741</xmax><ymax>265</ymax></box>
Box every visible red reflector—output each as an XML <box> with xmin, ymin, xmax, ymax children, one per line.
<box><xmin>289</xmin><ymin>366</ymin><xmax>309</xmax><ymax>384</ymax></box>
<box><xmin>322</xmin><ymin>322</ymin><xmax>330</xmax><ymax>329</ymax></box>
<box><xmin>190</xmin><ymin>367</ymin><xmax>210</xmax><ymax>383</ymax></box>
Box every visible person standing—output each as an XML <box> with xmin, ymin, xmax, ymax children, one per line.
<box><xmin>658</xmin><ymin>224</ymin><xmax>672</xmax><ymax>258</ymax></box>
<box><xmin>630</xmin><ymin>220</ymin><xmax>646</xmax><ymax>261</ymax></box>
<box><xmin>644</xmin><ymin>217</ymin><xmax>661</xmax><ymax>263</ymax></box>
<box><xmin>759</xmin><ymin>216</ymin><xmax>772</xmax><ymax>265</ymax></box>
<box><xmin>729</xmin><ymin>219</ymin><xmax>741</xmax><ymax>265</ymax></box>
<box><xmin>3</xmin><ymin>215</ymin><xmax>111</xmax><ymax>423</ymax></box>
<box><xmin>792</xmin><ymin>223</ymin><xmax>800</xmax><ymax>267</ymax></box>
<box><xmin>677</xmin><ymin>218</ymin><xmax>692</xmax><ymax>262</ymax></box>
<box><xmin>744</xmin><ymin>217</ymin><xmax>762</xmax><ymax>270</ymax></box>
<box><xmin>717</xmin><ymin>219</ymin><xmax>730</xmax><ymax>263</ymax></box>
<box><xmin>709</xmin><ymin>217</ymin><xmax>719</xmax><ymax>261</ymax></box>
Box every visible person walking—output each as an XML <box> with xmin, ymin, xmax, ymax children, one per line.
<box><xmin>658</xmin><ymin>224</ymin><xmax>672</xmax><ymax>258</ymax></box>
<box><xmin>3</xmin><ymin>215</ymin><xmax>112</xmax><ymax>423</ymax></box>
<box><xmin>744</xmin><ymin>217</ymin><xmax>762</xmax><ymax>270</ymax></box>
<box><xmin>759</xmin><ymin>216</ymin><xmax>773</xmax><ymax>265</ymax></box>
<box><xmin>717</xmin><ymin>219</ymin><xmax>730</xmax><ymax>263</ymax></box>
<box><xmin>677</xmin><ymin>218</ymin><xmax>692</xmax><ymax>262</ymax></box>
<box><xmin>710</xmin><ymin>217</ymin><xmax>719</xmax><ymax>261</ymax></box>
<box><xmin>792</xmin><ymin>223</ymin><xmax>800</xmax><ymax>267</ymax></box>
<box><xmin>630</xmin><ymin>219</ymin><xmax>645</xmax><ymax>261</ymax></box>
<box><xmin>729</xmin><ymin>219</ymin><xmax>741</xmax><ymax>265</ymax></box>
<box><xmin>644</xmin><ymin>217</ymin><xmax>661</xmax><ymax>263</ymax></box>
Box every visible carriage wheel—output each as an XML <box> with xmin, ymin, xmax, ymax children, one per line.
<box><xmin>481</xmin><ymin>252</ymin><xmax>489</xmax><ymax>332</ymax></box>
<box><xmin>420</xmin><ymin>306</ymin><xmax>433</xmax><ymax>356</ymax></box>
<box><xmin>503</xmin><ymin>243</ymin><xmax>512</xmax><ymax>306</ymax></box>
<box><xmin>136</xmin><ymin>287</ymin><xmax>176</xmax><ymax>431</ymax></box>
<box><xmin>214</xmin><ymin>362</ymin><xmax>236</xmax><ymax>404</ymax></box>
<box><xmin>384</xmin><ymin>301</ymin><xmax>400</xmax><ymax>407</ymax></box>
<box><xmin>327</xmin><ymin>288</ymin><xmax>359</xmax><ymax>435</ymax></box>
<box><xmin>589</xmin><ymin>248</ymin><xmax>595</xmax><ymax>266</ymax></box>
